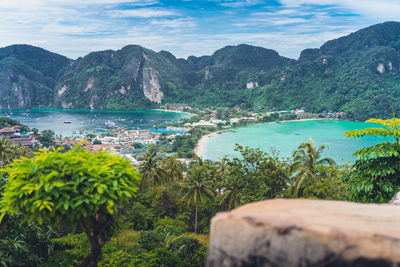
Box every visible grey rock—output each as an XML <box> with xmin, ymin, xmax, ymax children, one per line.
<box><xmin>206</xmin><ymin>199</ymin><xmax>400</xmax><ymax>267</ymax></box>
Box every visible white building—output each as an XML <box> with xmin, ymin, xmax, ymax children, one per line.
<box><xmin>230</xmin><ymin>118</ymin><xmax>242</xmax><ymax>124</ymax></box>
<box><xmin>185</xmin><ymin>120</ymin><xmax>218</xmax><ymax>128</ymax></box>
<box><xmin>293</xmin><ymin>109</ymin><xmax>305</xmax><ymax>115</ymax></box>
<box><xmin>210</xmin><ymin>119</ymin><xmax>226</xmax><ymax>124</ymax></box>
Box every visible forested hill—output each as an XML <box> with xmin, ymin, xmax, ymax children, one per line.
<box><xmin>1</xmin><ymin>21</ymin><xmax>400</xmax><ymax>120</ymax></box>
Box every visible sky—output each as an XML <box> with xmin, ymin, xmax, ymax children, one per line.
<box><xmin>0</xmin><ymin>0</ymin><xmax>399</xmax><ymax>60</ymax></box>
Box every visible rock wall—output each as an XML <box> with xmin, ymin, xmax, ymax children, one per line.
<box><xmin>206</xmin><ymin>199</ymin><xmax>400</xmax><ymax>267</ymax></box>
<box><xmin>142</xmin><ymin>67</ymin><xmax>164</xmax><ymax>103</ymax></box>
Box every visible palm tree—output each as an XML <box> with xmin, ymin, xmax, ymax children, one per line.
<box><xmin>191</xmin><ymin>155</ymin><xmax>204</xmax><ymax>167</ymax></box>
<box><xmin>290</xmin><ymin>138</ymin><xmax>336</xmax><ymax>197</ymax></box>
<box><xmin>0</xmin><ymin>137</ymin><xmax>29</xmax><ymax>167</ymax></box>
<box><xmin>180</xmin><ymin>166</ymin><xmax>214</xmax><ymax>233</ymax></box>
<box><xmin>161</xmin><ymin>156</ymin><xmax>183</xmax><ymax>183</ymax></box>
<box><xmin>138</xmin><ymin>149</ymin><xmax>164</xmax><ymax>189</ymax></box>
<box><xmin>219</xmin><ymin>177</ymin><xmax>242</xmax><ymax>210</ymax></box>
<box><xmin>209</xmin><ymin>158</ymin><xmax>228</xmax><ymax>194</ymax></box>
<box><xmin>0</xmin><ymin>137</ymin><xmax>13</xmax><ymax>167</ymax></box>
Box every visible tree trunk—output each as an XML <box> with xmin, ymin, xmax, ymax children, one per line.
<box><xmin>195</xmin><ymin>201</ymin><xmax>198</xmax><ymax>234</ymax></box>
<box><xmin>77</xmin><ymin>215</ymin><xmax>105</xmax><ymax>267</ymax></box>
<box><xmin>76</xmin><ymin>234</ymin><xmax>101</xmax><ymax>267</ymax></box>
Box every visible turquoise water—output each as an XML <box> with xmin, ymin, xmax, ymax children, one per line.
<box><xmin>200</xmin><ymin>120</ymin><xmax>383</xmax><ymax>163</ymax></box>
<box><xmin>2</xmin><ymin>109</ymin><xmax>190</xmax><ymax>137</ymax></box>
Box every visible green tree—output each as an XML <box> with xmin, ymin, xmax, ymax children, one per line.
<box><xmin>0</xmin><ymin>117</ymin><xmax>29</xmax><ymax>131</ymax></box>
<box><xmin>0</xmin><ymin>145</ymin><xmax>141</xmax><ymax>267</ymax></box>
<box><xmin>298</xmin><ymin>165</ymin><xmax>349</xmax><ymax>200</ymax></box>
<box><xmin>344</xmin><ymin>118</ymin><xmax>400</xmax><ymax>202</ymax></box>
<box><xmin>133</xmin><ymin>142</ymin><xmax>142</xmax><ymax>149</ymax></box>
<box><xmin>180</xmin><ymin>166</ymin><xmax>214</xmax><ymax>233</ymax></box>
<box><xmin>0</xmin><ymin>137</ymin><xmax>16</xmax><ymax>167</ymax></box>
<box><xmin>161</xmin><ymin>156</ymin><xmax>183</xmax><ymax>183</ymax></box>
<box><xmin>0</xmin><ymin>137</ymin><xmax>31</xmax><ymax>167</ymax></box>
<box><xmin>138</xmin><ymin>148</ymin><xmax>164</xmax><ymax>189</ymax></box>
<box><xmin>221</xmin><ymin>145</ymin><xmax>288</xmax><ymax>203</ymax></box>
<box><xmin>289</xmin><ymin>138</ymin><xmax>336</xmax><ymax>197</ymax></box>
<box><xmin>219</xmin><ymin>178</ymin><xmax>242</xmax><ymax>210</ymax></box>
<box><xmin>37</xmin><ymin>129</ymin><xmax>55</xmax><ymax>147</ymax></box>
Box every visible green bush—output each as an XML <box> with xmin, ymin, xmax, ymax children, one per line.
<box><xmin>127</xmin><ymin>202</ymin><xmax>155</xmax><ymax>231</ymax></box>
<box><xmin>154</xmin><ymin>216</ymin><xmax>187</xmax><ymax>232</ymax></box>
<box><xmin>99</xmin><ymin>250</ymin><xmax>136</xmax><ymax>267</ymax></box>
<box><xmin>141</xmin><ymin>248</ymin><xmax>182</xmax><ymax>267</ymax></box>
<box><xmin>137</xmin><ymin>225</ymin><xmax>182</xmax><ymax>251</ymax></box>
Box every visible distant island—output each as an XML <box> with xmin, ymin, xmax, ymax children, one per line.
<box><xmin>1</xmin><ymin>21</ymin><xmax>400</xmax><ymax>120</ymax></box>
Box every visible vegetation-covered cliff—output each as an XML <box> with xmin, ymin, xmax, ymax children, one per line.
<box><xmin>1</xmin><ymin>21</ymin><xmax>400</xmax><ymax>120</ymax></box>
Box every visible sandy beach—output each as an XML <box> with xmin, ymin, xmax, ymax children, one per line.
<box><xmin>152</xmin><ymin>108</ymin><xmax>195</xmax><ymax>116</ymax></box>
<box><xmin>194</xmin><ymin>129</ymin><xmax>229</xmax><ymax>156</ymax></box>
<box><xmin>194</xmin><ymin>118</ymin><xmax>326</xmax><ymax>157</ymax></box>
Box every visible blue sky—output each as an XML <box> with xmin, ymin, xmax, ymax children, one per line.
<box><xmin>0</xmin><ymin>0</ymin><xmax>399</xmax><ymax>59</ymax></box>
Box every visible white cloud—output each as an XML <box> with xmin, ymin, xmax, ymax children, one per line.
<box><xmin>150</xmin><ymin>18</ymin><xmax>196</xmax><ymax>29</ymax></box>
<box><xmin>0</xmin><ymin>0</ymin><xmax>158</xmax><ymax>8</ymax></box>
<box><xmin>279</xmin><ymin>0</ymin><xmax>400</xmax><ymax>20</ymax></box>
<box><xmin>109</xmin><ymin>8</ymin><xmax>177</xmax><ymax>18</ymax></box>
<box><xmin>218</xmin><ymin>0</ymin><xmax>263</xmax><ymax>7</ymax></box>
<box><xmin>0</xmin><ymin>0</ymin><xmax>395</xmax><ymax>61</ymax></box>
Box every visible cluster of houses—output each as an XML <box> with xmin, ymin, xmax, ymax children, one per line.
<box><xmin>0</xmin><ymin>126</ymin><xmax>34</xmax><ymax>147</ymax></box>
<box><xmin>184</xmin><ymin>117</ymin><xmax>259</xmax><ymax>128</ymax></box>
<box><xmin>55</xmin><ymin>127</ymin><xmax>190</xmax><ymax>166</ymax></box>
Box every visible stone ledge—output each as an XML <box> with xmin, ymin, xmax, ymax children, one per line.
<box><xmin>206</xmin><ymin>199</ymin><xmax>400</xmax><ymax>267</ymax></box>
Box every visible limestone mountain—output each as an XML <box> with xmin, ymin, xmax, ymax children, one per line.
<box><xmin>253</xmin><ymin>21</ymin><xmax>400</xmax><ymax>120</ymax></box>
<box><xmin>0</xmin><ymin>45</ymin><xmax>70</xmax><ymax>110</ymax></box>
<box><xmin>1</xmin><ymin>21</ymin><xmax>400</xmax><ymax>120</ymax></box>
<box><xmin>54</xmin><ymin>44</ymin><xmax>293</xmax><ymax>110</ymax></box>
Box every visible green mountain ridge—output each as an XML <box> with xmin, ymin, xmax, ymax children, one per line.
<box><xmin>1</xmin><ymin>21</ymin><xmax>400</xmax><ymax>120</ymax></box>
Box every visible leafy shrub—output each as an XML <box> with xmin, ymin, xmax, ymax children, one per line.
<box><xmin>154</xmin><ymin>216</ymin><xmax>187</xmax><ymax>232</ymax></box>
<box><xmin>137</xmin><ymin>226</ymin><xmax>182</xmax><ymax>251</ymax></box>
<box><xmin>99</xmin><ymin>250</ymin><xmax>136</xmax><ymax>267</ymax></box>
<box><xmin>127</xmin><ymin>202</ymin><xmax>155</xmax><ymax>231</ymax></box>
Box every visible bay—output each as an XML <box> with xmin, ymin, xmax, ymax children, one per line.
<box><xmin>2</xmin><ymin>109</ymin><xmax>190</xmax><ymax>137</ymax></box>
<box><xmin>200</xmin><ymin>120</ymin><xmax>383</xmax><ymax>163</ymax></box>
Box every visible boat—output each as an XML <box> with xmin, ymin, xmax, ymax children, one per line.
<box><xmin>64</xmin><ymin>121</ymin><xmax>72</xmax><ymax>124</ymax></box>
<box><xmin>105</xmin><ymin>120</ymin><xmax>118</xmax><ymax>128</ymax></box>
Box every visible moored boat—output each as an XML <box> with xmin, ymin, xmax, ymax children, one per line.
<box><xmin>105</xmin><ymin>120</ymin><xmax>118</xmax><ymax>128</ymax></box>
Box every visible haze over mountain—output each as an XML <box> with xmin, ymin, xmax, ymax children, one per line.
<box><xmin>1</xmin><ymin>21</ymin><xmax>400</xmax><ymax>120</ymax></box>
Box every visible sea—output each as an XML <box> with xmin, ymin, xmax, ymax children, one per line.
<box><xmin>200</xmin><ymin>120</ymin><xmax>384</xmax><ymax>163</ymax></box>
<box><xmin>2</xmin><ymin>109</ymin><xmax>190</xmax><ymax>137</ymax></box>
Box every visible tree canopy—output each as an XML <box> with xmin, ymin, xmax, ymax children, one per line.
<box><xmin>344</xmin><ymin>117</ymin><xmax>400</xmax><ymax>202</ymax></box>
<box><xmin>0</xmin><ymin>144</ymin><xmax>141</xmax><ymax>266</ymax></box>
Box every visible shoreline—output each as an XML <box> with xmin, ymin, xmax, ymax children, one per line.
<box><xmin>194</xmin><ymin>117</ymin><xmax>327</xmax><ymax>157</ymax></box>
<box><xmin>0</xmin><ymin>107</ymin><xmax>195</xmax><ymax>116</ymax></box>
<box><xmin>152</xmin><ymin>108</ymin><xmax>195</xmax><ymax>116</ymax></box>
<box><xmin>194</xmin><ymin>129</ymin><xmax>229</xmax><ymax>156</ymax></box>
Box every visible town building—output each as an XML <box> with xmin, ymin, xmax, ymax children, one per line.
<box><xmin>0</xmin><ymin>126</ymin><xmax>33</xmax><ymax>147</ymax></box>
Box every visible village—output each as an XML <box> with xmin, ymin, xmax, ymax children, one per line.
<box><xmin>0</xmin><ymin>105</ymin><xmax>346</xmax><ymax>167</ymax></box>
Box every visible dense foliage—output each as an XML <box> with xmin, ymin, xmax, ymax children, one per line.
<box><xmin>2</xmin><ymin>22</ymin><xmax>400</xmax><ymax>119</ymax></box>
<box><xmin>0</xmin><ymin>45</ymin><xmax>70</xmax><ymax>110</ymax></box>
<box><xmin>0</xmin><ymin>117</ymin><xmax>29</xmax><ymax>131</ymax></box>
<box><xmin>2</xmin><ymin>115</ymin><xmax>400</xmax><ymax>266</ymax></box>
<box><xmin>0</xmin><ymin>144</ymin><xmax>141</xmax><ymax>266</ymax></box>
<box><xmin>344</xmin><ymin>118</ymin><xmax>400</xmax><ymax>202</ymax></box>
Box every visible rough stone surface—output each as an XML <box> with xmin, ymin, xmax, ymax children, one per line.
<box><xmin>142</xmin><ymin>67</ymin><xmax>164</xmax><ymax>103</ymax></box>
<box><xmin>390</xmin><ymin>191</ymin><xmax>400</xmax><ymax>205</ymax></box>
<box><xmin>84</xmin><ymin>76</ymin><xmax>95</xmax><ymax>92</ymax></box>
<box><xmin>206</xmin><ymin>199</ymin><xmax>400</xmax><ymax>267</ymax></box>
